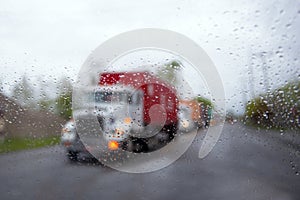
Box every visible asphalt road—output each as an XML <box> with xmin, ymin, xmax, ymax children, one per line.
<box><xmin>0</xmin><ymin>123</ymin><xmax>299</xmax><ymax>200</ymax></box>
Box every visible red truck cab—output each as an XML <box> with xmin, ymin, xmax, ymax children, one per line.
<box><xmin>97</xmin><ymin>71</ymin><xmax>179</xmax><ymax>152</ymax></box>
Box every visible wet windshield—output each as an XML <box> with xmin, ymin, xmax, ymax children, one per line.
<box><xmin>0</xmin><ymin>0</ymin><xmax>299</xmax><ymax>199</ymax></box>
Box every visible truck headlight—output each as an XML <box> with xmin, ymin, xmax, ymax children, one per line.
<box><xmin>62</xmin><ymin>127</ymin><xmax>72</xmax><ymax>134</ymax></box>
<box><xmin>61</xmin><ymin>127</ymin><xmax>76</xmax><ymax>142</ymax></box>
<box><xmin>108</xmin><ymin>140</ymin><xmax>119</xmax><ymax>150</ymax></box>
<box><xmin>124</xmin><ymin>117</ymin><xmax>131</xmax><ymax>124</ymax></box>
<box><xmin>181</xmin><ymin>120</ymin><xmax>190</xmax><ymax>128</ymax></box>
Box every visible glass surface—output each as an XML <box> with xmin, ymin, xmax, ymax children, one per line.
<box><xmin>0</xmin><ymin>0</ymin><xmax>299</xmax><ymax>199</ymax></box>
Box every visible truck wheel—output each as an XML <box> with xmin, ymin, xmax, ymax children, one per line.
<box><xmin>132</xmin><ymin>139</ymin><xmax>148</xmax><ymax>153</ymax></box>
<box><xmin>67</xmin><ymin>151</ymin><xmax>78</xmax><ymax>162</ymax></box>
<box><xmin>163</xmin><ymin>123</ymin><xmax>178</xmax><ymax>141</ymax></box>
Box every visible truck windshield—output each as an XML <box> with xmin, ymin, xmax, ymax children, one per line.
<box><xmin>94</xmin><ymin>91</ymin><xmax>129</xmax><ymax>103</ymax></box>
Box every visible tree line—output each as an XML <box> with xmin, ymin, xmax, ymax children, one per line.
<box><xmin>245</xmin><ymin>81</ymin><xmax>300</xmax><ymax>130</ymax></box>
<box><xmin>2</xmin><ymin>60</ymin><xmax>215</xmax><ymax>123</ymax></box>
<box><xmin>1</xmin><ymin>74</ymin><xmax>73</xmax><ymax>120</ymax></box>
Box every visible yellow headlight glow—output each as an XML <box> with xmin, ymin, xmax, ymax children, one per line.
<box><xmin>124</xmin><ymin>117</ymin><xmax>131</xmax><ymax>124</ymax></box>
<box><xmin>182</xmin><ymin>120</ymin><xmax>190</xmax><ymax>128</ymax></box>
<box><xmin>108</xmin><ymin>140</ymin><xmax>119</xmax><ymax>150</ymax></box>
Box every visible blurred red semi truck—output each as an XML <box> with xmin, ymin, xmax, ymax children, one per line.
<box><xmin>95</xmin><ymin>71</ymin><xmax>179</xmax><ymax>152</ymax></box>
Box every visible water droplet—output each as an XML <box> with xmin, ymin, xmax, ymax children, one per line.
<box><xmin>285</xmin><ymin>23</ymin><xmax>292</xmax><ymax>28</ymax></box>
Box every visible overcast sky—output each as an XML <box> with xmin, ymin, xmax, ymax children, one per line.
<box><xmin>0</xmin><ymin>0</ymin><xmax>299</xmax><ymax>113</ymax></box>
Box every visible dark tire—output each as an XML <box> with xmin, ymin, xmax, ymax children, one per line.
<box><xmin>162</xmin><ymin>123</ymin><xmax>178</xmax><ymax>141</ymax></box>
<box><xmin>67</xmin><ymin>151</ymin><xmax>78</xmax><ymax>162</ymax></box>
<box><xmin>132</xmin><ymin>139</ymin><xmax>148</xmax><ymax>153</ymax></box>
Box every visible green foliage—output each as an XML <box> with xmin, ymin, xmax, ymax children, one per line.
<box><xmin>54</xmin><ymin>76</ymin><xmax>73</xmax><ymax>120</ymax></box>
<box><xmin>55</xmin><ymin>92</ymin><xmax>72</xmax><ymax>120</ymax></box>
<box><xmin>157</xmin><ymin>60</ymin><xmax>182</xmax><ymax>85</ymax></box>
<box><xmin>245</xmin><ymin>97</ymin><xmax>270</xmax><ymax>125</ymax></box>
<box><xmin>194</xmin><ymin>96</ymin><xmax>214</xmax><ymax>127</ymax></box>
<box><xmin>0</xmin><ymin>136</ymin><xmax>60</xmax><ymax>153</ymax></box>
<box><xmin>38</xmin><ymin>99</ymin><xmax>55</xmax><ymax>112</ymax></box>
<box><xmin>245</xmin><ymin>81</ymin><xmax>299</xmax><ymax>129</ymax></box>
<box><xmin>273</xmin><ymin>81</ymin><xmax>299</xmax><ymax>107</ymax></box>
<box><xmin>194</xmin><ymin>96</ymin><xmax>213</xmax><ymax>108</ymax></box>
<box><xmin>169</xmin><ymin>60</ymin><xmax>181</xmax><ymax>69</ymax></box>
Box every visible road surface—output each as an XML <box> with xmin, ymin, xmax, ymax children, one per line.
<box><xmin>0</xmin><ymin>123</ymin><xmax>299</xmax><ymax>200</ymax></box>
